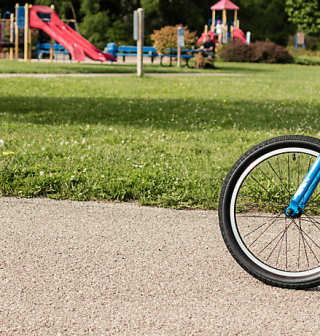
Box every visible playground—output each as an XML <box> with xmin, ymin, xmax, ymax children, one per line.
<box><xmin>0</xmin><ymin>0</ymin><xmax>252</xmax><ymax>66</ymax></box>
<box><xmin>0</xmin><ymin>3</ymin><xmax>116</xmax><ymax>63</ymax></box>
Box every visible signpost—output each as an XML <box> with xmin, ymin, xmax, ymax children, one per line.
<box><xmin>177</xmin><ymin>27</ymin><xmax>184</xmax><ymax>67</ymax></box>
<box><xmin>134</xmin><ymin>8</ymin><xmax>144</xmax><ymax>77</ymax></box>
<box><xmin>133</xmin><ymin>10</ymin><xmax>138</xmax><ymax>41</ymax></box>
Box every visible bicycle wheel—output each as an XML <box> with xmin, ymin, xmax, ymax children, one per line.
<box><xmin>219</xmin><ymin>135</ymin><xmax>320</xmax><ymax>289</ymax></box>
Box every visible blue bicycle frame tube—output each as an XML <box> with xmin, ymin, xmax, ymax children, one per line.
<box><xmin>286</xmin><ymin>154</ymin><xmax>320</xmax><ymax>216</ymax></box>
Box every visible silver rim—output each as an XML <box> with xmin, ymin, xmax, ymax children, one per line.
<box><xmin>230</xmin><ymin>147</ymin><xmax>320</xmax><ymax>277</ymax></box>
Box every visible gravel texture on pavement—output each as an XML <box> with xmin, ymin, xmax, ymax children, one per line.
<box><xmin>0</xmin><ymin>197</ymin><xmax>320</xmax><ymax>335</ymax></box>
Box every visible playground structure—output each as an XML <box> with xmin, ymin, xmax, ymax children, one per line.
<box><xmin>0</xmin><ymin>3</ymin><xmax>116</xmax><ymax>62</ymax></box>
<box><xmin>0</xmin><ymin>10</ymin><xmax>15</xmax><ymax>60</ymax></box>
<box><xmin>198</xmin><ymin>0</ymin><xmax>248</xmax><ymax>46</ymax></box>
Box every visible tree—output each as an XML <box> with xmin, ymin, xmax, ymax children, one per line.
<box><xmin>285</xmin><ymin>0</ymin><xmax>320</xmax><ymax>35</ymax></box>
<box><xmin>78</xmin><ymin>0</ymin><xmax>141</xmax><ymax>48</ymax></box>
<box><xmin>235</xmin><ymin>0</ymin><xmax>296</xmax><ymax>46</ymax></box>
<box><xmin>34</xmin><ymin>0</ymin><xmax>82</xmax><ymax>20</ymax></box>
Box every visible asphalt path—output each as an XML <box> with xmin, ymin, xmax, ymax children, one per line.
<box><xmin>1</xmin><ymin>197</ymin><xmax>320</xmax><ymax>335</ymax></box>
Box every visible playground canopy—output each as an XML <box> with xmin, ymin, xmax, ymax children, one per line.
<box><xmin>210</xmin><ymin>0</ymin><xmax>239</xmax><ymax>10</ymax></box>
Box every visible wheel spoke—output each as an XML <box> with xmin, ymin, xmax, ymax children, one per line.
<box><xmin>288</xmin><ymin>153</ymin><xmax>290</xmax><ymax>200</ymax></box>
<box><xmin>267</xmin><ymin>159</ymin><xmax>290</xmax><ymax>194</ymax></box>
<box><xmin>292</xmin><ymin>219</ymin><xmax>320</xmax><ymax>265</ymax></box>
<box><xmin>221</xmin><ymin>137</ymin><xmax>320</xmax><ymax>287</ymax></box>
<box><xmin>256</xmin><ymin>220</ymin><xmax>293</xmax><ymax>257</ymax></box>
<box><xmin>256</xmin><ymin>165</ymin><xmax>288</xmax><ymax>198</ymax></box>
<box><xmin>298</xmin><ymin>153</ymin><xmax>301</xmax><ymax>187</ymax></box>
<box><xmin>248</xmin><ymin>215</ymin><xmax>282</xmax><ymax>247</ymax></box>
<box><xmin>301</xmin><ymin>214</ymin><xmax>320</xmax><ymax>231</ymax></box>
<box><xmin>243</xmin><ymin>213</ymin><xmax>283</xmax><ymax>238</ymax></box>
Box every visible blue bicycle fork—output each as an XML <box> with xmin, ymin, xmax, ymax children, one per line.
<box><xmin>286</xmin><ymin>154</ymin><xmax>320</xmax><ymax>217</ymax></box>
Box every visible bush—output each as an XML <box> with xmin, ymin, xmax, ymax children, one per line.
<box><xmin>305</xmin><ymin>36</ymin><xmax>320</xmax><ymax>51</ymax></box>
<box><xmin>151</xmin><ymin>25</ymin><xmax>197</xmax><ymax>54</ymax></box>
<box><xmin>220</xmin><ymin>41</ymin><xmax>294</xmax><ymax>64</ymax></box>
<box><xmin>294</xmin><ymin>56</ymin><xmax>320</xmax><ymax>66</ymax></box>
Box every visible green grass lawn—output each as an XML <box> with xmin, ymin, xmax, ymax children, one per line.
<box><xmin>0</xmin><ymin>59</ymin><xmax>223</xmax><ymax>74</ymax></box>
<box><xmin>0</xmin><ymin>59</ymin><xmax>273</xmax><ymax>74</ymax></box>
<box><xmin>0</xmin><ymin>61</ymin><xmax>320</xmax><ymax>209</ymax></box>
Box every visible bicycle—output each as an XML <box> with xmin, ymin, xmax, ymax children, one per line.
<box><xmin>219</xmin><ymin>135</ymin><xmax>320</xmax><ymax>289</ymax></box>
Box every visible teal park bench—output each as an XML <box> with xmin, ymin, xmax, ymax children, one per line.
<box><xmin>37</xmin><ymin>42</ymin><xmax>70</xmax><ymax>61</ymax></box>
<box><xmin>117</xmin><ymin>46</ymin><xmax>158</xmax><ymax>63</ymax></box>
<box><xmin>160</xmin><ymin>49</ymin><xmax>217</xmax><ymax>68</ymax></box>
<box><xmin>160</xmin><ymin>49</ymin><xmax>195</xmax><ymax>68</ymax></box>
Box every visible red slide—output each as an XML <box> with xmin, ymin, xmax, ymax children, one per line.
<box><xmin>233</xmin><ymin>28</ymin><xmax>246</xmax><ymax>44</ymax></box>
<box><xmin>29</xmin><ymin>5</ymin><xmax>116</xmax><ymax>62</ymax></box>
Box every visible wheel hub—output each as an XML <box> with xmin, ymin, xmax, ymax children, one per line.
<box><xmin>286</xmin><ymin>207</ymin><xmax>303</xmax><ymax>219</ymax></box>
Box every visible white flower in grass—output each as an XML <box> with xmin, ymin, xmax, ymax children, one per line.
<box><xmin>65</xmin><ymin>142</ymin><xmax>69</xmax><ymax>145</ymax></box>
<box><xmin>74</xmin><ymin>141</ymin><xmax>78</xmax><ymax>144</ymax></box>
<box><xmin>40</xmin><ymin>171</ymin><xmax>44</xmax><ymax>176</ymax></box>
<box><xmin>83</xmin><ymin>168</ymin><xmax>87</xmax><ymax>172</ymax></box>
<box><xmin>0</xmin><ymin>140</ymin><xmax>4</xmax><ymax>147</ymax></box>
<box><xmin>42</xmin><ymin>147</ymin><xmax>45</xmax><ymax>151</ymax></box>
<box><xmin>101</xmin><ymin>175</ymin><xmax>105</xmax><ymax>178</ymax></box>
<box><xmin>88</xmin><ymin>146</ymin><xmax>91</xmax><ymax>150</ymax></box>
<box><xmin>71</xmin><ymin>175</ymin><xmax>75</xmax><ymax>179</ymax></box>
<box><xmin>82</xmin><ymin>139</ymin><xmax>86</xmax><ymax>144</ymax></box>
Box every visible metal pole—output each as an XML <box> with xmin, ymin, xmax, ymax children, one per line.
<box><xmin>177</xmin><ymin>26</ymin><xmax>184</xmax><ymax>68</ymax></box>
<box><xmin>177</xmin><ymin>45</ymin><xmax>181</xmax><ymax>67</ymax></box>
<box><xmin>50</xmin><ymin>5</ymin><xmax>54</xmax><ymax>62</ymax></box>
<box><xmin>24</xmin><ymin>3</ymin><xmax>28</xmax><ymax>62</ymax></box>
<box><xmin>28</xmin><ymin>4</ymin><xmax>32</xmax><ymax>61</ymax></box>
<box><xmin>15</xmin><ymin>3</ymin><xmax>19</xmax><ymax>60</ymax></box>
<box><xmin>10</xmin><ymin>13</ymin><xmax>14</xmax><ymax>60</ymax></box>
<box><xmin>137</xmin><ymin>8</ymin><xmax>144</xmax><ymax>77</ymax></box>
<box><xmin>212</xmin><ymin>10</ymin><xmax>215</xmax><ymax>31</ymax></box>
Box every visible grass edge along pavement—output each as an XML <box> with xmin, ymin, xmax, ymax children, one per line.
<box><xmin>1</xmin><ymin>62</ymin><xmax>320</xmax><ymax>209</ymax></box>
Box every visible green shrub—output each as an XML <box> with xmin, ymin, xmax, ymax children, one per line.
<box><xmin>151</xmin><ymin>25</ymin><xmax>197</xmax><ymax>54</ymax></box>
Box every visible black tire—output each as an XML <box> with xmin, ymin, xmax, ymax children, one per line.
<box><xmin>219</xmin><ymin>135</ymin><xmax>320</xmax><ymax>289</ymax></box>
